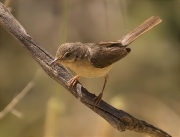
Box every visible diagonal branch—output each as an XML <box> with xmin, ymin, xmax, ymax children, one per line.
<box><xmin>0</xmin><ymin>2</ymin><xmax>171</xmax><ymax>137</ymax></box>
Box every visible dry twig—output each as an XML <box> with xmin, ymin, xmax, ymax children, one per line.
<box><xmin>0</xmin><ymin>69</ymin><xmax>41</xmax><ymax>119</ymax></box>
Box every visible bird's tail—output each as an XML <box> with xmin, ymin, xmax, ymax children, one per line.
<box><xmin>120</xmin><ymin>16</ymin><xmax>162</xmax><ymax>46</ymax></box>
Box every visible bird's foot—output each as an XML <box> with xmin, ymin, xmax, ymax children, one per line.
<box><xmin>67</xmin><ymin>75</ymin><xmax>80</xmax><ymax>89</ymax></box>
<box><xmin>92</xmin><ymin>92</ymin><xmax>103</xmax><ymax>108</ymax></box>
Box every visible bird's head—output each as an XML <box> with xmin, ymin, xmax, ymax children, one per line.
<box><xmin>50</xmin><ymin>42</ymin><xmax>83</xmax><ymax>66</ymax></box>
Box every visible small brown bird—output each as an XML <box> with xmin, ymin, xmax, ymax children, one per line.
<box><xmin>50</xmin><ymin>16</ymin><xmax>162</xmax><ymax>106</ymax></box>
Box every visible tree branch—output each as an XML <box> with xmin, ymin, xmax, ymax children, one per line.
<box><xmin>0</xmin><ymin>2</ymin><xmax>171</xmax><ymax>137</ymax></box>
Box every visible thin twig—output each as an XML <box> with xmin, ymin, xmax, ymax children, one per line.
<box><xmin>0</xmin><ymin>69</ymin><xmax>41</xmax><ymax>119</ymax></box>
<box><xmin>4</xmin><ymin>0</ymin><xmax>13</xmax><ymax>12</ymax></box>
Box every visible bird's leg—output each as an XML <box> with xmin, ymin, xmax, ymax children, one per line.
<box><xmin>92</xmin><ymin>74</ymin><xmax>108</xmax><ymax>107</ymax></box>
<box><xmin>67</xmin><ymin>75</ymin><xmax>80</xmax><ymax>89</ymax></box>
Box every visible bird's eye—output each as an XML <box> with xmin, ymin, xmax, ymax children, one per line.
<box><xmin>74</xmin><ymin>55</ymin><xmax>79</xmax><ymax>61</ymax></box>
<box><xmin>75</xmin><ymin>55</ymin><xmax>79</xmax><ymax>59</ymax></box>
<box><xmin>64</xmin><ymin>52</ymin><xmax>71</xmax><ymax>57</ymax></box>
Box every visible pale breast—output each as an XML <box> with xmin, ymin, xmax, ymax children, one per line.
<box><xmin>62</xmin><ymin>60</ymin><xmax>113</xmax><ymax>78</ymax></box>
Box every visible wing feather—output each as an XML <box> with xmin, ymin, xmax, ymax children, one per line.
<box><xmin>88</xmin><ymin>43</ymin><xmax>131</xmax><ymax>68</ymax></box>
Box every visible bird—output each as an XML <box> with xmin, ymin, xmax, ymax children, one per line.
<box><xmin>50</xmin><ymin>16</ymin><xmax>162</xmax><ymax>106</ymax></box>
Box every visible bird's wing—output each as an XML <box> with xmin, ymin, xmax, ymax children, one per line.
<box><xmin>88</xmin><ymin>42</ymin><xmax>131</xmax><ymax>68</ymax></box>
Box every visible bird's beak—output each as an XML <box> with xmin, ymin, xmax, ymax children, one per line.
<box><xmin>49</xmin><ymin>58</ymin><xmax>58</xmax><ymax>67</ymax></box>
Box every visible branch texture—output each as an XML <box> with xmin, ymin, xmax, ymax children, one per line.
<box><xmin>0</xmin><ymin>3</ymin><xmax>171</xmax><ymax>137</ymax></box>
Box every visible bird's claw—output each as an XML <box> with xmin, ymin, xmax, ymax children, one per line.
<box><xmin>92</xmin><ymin>92</ymin><xmax>103</xmax><ymax>108</ymax></box>
<box><xmin>67</xmin><ymin>75</ymin><xmax>80</xmax><ymax>89</ymax></box>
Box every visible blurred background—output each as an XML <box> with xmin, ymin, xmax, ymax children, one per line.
<box><xmin>0</xmin><ymin>0</ymin><xmax>179</xmax><ymax>137</ymax></box>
